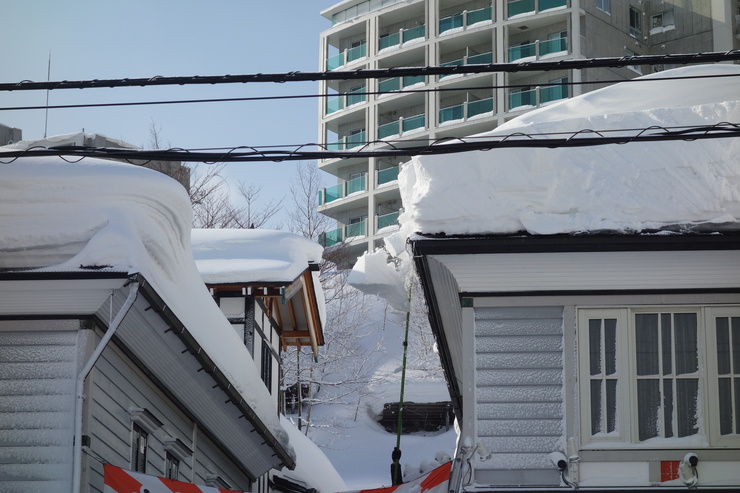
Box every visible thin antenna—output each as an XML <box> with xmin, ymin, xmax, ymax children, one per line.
<box><xmin>44</xmin><ymin>51</ymin><xmax>51</xmax><ymax>138</ymax></box>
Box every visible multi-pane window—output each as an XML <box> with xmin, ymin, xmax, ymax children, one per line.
<box><xmin>629</xmin><ymin>7</ymin><xmax>642</xmax><ymax>38</ymax></box>
<box><xmin>579</xmin><ymin>306</ymin><xmax>740</xmax><ymax>447</ymax></box>
<box><xmin>596</xmin><ymin>0</ymin><xmax>610</xmax><ymax>14</ymax></box>
<box><xmin>165</xmin><ymin>452</ymin><xmax>180</xmax><ymax>480</ymax></box>
<box><xmin>261</xmin><ymin>339</ymin><xmax>273</xmax><ymax>392</ymax></box>
<box><xmin>132</xmin><ymin>424</ymin><xmax>148</xmax><ymax>473</ymax></box>
<box><xmin>651</xmin><ymin>9</ymin><xmax>675</xmax><ymax>30</ymax></box>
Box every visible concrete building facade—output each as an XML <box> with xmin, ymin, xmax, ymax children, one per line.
<box><xmin>316</xmin><ymin>0</ymin><xmax>740</xmax><ymax>265</ymax></box>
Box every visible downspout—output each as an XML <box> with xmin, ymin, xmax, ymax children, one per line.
<box><xmin>72</xmin><ymin>281</ymin><xmax>139</xmax><ymax>493</ymax></box>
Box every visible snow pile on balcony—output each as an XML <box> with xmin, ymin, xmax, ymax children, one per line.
<box><xmin>393</xmin><ymin>64</ymin><xmax>740</xmax><ymax>239</ymax></box>
<box><xmin>0</xmin><ymin>156</ymin><xmax>294</xmax><ymax>458</ymax></box>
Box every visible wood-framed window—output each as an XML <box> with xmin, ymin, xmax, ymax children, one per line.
<box><xmin>578</xmin><ymin>306</ymin><xmax>740</xmax><ymax>448</ymax></box>
<box><xmin>131</xmin><ymin>423</ymin><xmax>148</xmax><ymax>473</ymax></box>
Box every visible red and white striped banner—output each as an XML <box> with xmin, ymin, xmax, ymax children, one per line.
<box><xmin>343</xmin><ymin>461</ymin><xmax>452</xmax><ymax>493</ymax></box>
<box><xmin>104</xmin><ymin>464</ymin><xmax>242</xmax><ymax>493</ymax></box>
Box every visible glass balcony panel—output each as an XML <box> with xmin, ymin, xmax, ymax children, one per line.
<box><xmin>508</xmin><ymin>0</ymin><xmax>535</xmax><ymax>17</ymax></box>
<box><xmin>320</xmin><ymin>227</ymin><xmax>344</xmax><ymax>247</ymax></box>
<box><xmin>467</xmin><ymin>6</ymin><xmax>492</xmax><ymax>25</ymax></box>
<box><xmin>402</xmin><ymin>25</ymin><xmax>425</xmax><ymax>43</ymax></box>
<box><xmin>379</xmin><ymin>32</ymin><xmax>401</xmax><ymax>50</ymax></box>
<box><xmin>327</xmin><ymin>52</ymin><xmax>345</xmax><ymax>70</ymax></box>
<box><xmin>468</xmin><ymin>52</ymin><xmax>493</xmax><ymax>64</ymax></box>
<box><xmin>439</xmin><ymin>13</ymin><xmax>464</xmax><ymax>33</ymax></box>
<box><xmin>403</xmin><ymin>114</ymin><xmax>425</xmax><ymax>132</ymax></box>
<box><xmin>346</xmin><ymin>220</ymin><xmax>367</xmax><ymax>238</ymax></box>
<box><xmin>439</xmin><ymin>104</ymin><xmax>465</xmax><ymax>123</ymax></box>
<box><xmin>324</xmin><ymin>183</ymin><xmax>345</xmax><ymax>203</ymax></box>
<box><xmin>509</xmin><ymin>88</ymin><xmax>537</xmax><ymax>109</ymax></box>
<box><xmin>468</xmin><ymin>97</ymin><xmax>494</xmax><ymax>117</ymax></box>
<box><xmin>346</xmin><ymin>43</ymin><xmax>367</xmax><ymax>63</ymax></box>
<box><xmin>326</xmin><ymin>96</ymin><xmax>344</xmax><ymax>115</ymax></box>
<box><xmin>346</xmin><ymin>131</ymin><xmax>366</xmax><ymax>149</ymax></box>
<box><xmin>540</xmin><ymin>37</ymin><xmax>568</xmax><ymax>56</ymax></box>
<box><xmin>509</xmin><ymin>43</ymin><xmax>536</xmax><ymax>61</ymax></box>
<box><xmin>377</xmin><ymin>167</ymin><xmax>400</xmax><ymax>185</ymax></box>
<box><xmin>402</xmin><ymin>74</ymin><xmax>425</xmax><ymax>87</ymax></box>
<box><xmin>378</xmin><ymin>121</ymin><xmax>400</xmax><ymax>139</ymax></box>
<box><xmin>540</xmin><ymin>83</ymin><xmax>568</xmax><ymax>104</ymax></box>
<box><xmin>540</xmin><ymin>0</ymin><xmax>567</xmax><ymax>11</ymax></box>
<box><xmin>377</xmin><ymin>211</ymin><xmax>400</xmax><ymax>230</ymax></box>
<box><xmin>439</xmin><ymin>59</ymin><xmax>463</xmax><ymax>79</ymax></box>
<box><xmin>379</xmin><ymin>77</ymin><xmax>401</xmax><ymax>93</ymax></box>
<box><xmin>347</xmin><ymin>87</ymin><xmax>367</xmax><ymax>106</ymax></box>
<box><xmin>327</xmin><ymin>139</ymin><xmax>344</xmax><ymax>151</ymax></box>
<box><xmin>346</xmin><ymin>174</ymin><xmax>367</xmax><ymax>195</ymax></box>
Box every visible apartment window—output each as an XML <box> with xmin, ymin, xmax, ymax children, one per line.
<box><xmin>578</xmin><ymin>306</ymin><xmax>740</xmax><ymax>447</ymax></box>
<box><xmin>651</xmin><ymin>9</ymin><xmax>675</xmax><ymax>33</ymax></box>
<box><xmin>131</xmin><ymin>424</ymin><xmax>148</xmax><ymax>473</ymax></box>
<box><xmin>595</xmin><ymin>0</ymin><xmax>610</xmax><ymax>14</ymax></box>
<box><xmin>165</xmin><ymin>452</ymin><xmax>180</xmax><ymax>480</ymax></box>
<box><xmin>629</xmin><ymin>7</ymin><xmax>642</xmax><ymax>38</ymax></box>
<box><xmin>625</xmin><ymin>48</ymin><xmax>642</xmax><ymax>74</ymax></box>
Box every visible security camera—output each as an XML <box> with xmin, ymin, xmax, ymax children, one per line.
<box><xmin>679</xmin><ymin>453</ymin><xmax>699</xmax><ymax>487</ymax></box>
<box><xmin>548</xmin><ymin>452</ymin><xmax>568</xmax><ymax>471</ymax></box>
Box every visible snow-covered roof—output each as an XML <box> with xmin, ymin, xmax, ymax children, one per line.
<box><xmin>392</xmin><ymin>64</ymin><xmax>740</xmax><ymax>241</ymax></box>
<box><xmin>3</xmin><ymin>131</ymin><xmax>135</xmax><ymax>151</ymax></box>
<box><xmin>191</xmin><ymin>228</ymin><xmax>323</xmax><ymax>285</ymax></box>
<box><xmin>0</xmin><ymin>156</ymin><xmax>294</xmax><ymax>460</ymax></box>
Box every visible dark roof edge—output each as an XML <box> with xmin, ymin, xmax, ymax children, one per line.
<box><xmin>410</xmin><ymin>231</ymin><xmax>740</xmax><ymax>256</ymax></box>
<box><xmin>133</xmin><ymin>273</ymin><xmax>296</xmax><ymax>471</ymax></box>
<box><xmin>0</xmin><ymin>270</ymin><xmax>130</xmax><ymax>281</ymax></box>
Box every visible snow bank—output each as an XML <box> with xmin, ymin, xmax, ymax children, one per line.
<box><xmin>395</xmin><ymin>64</ymin><xmax>740</xmax><ymax>237</ymax></box>
<box><xmin>0</xmin><ymin>156</ymin><xmax>294</xmax><ymax>458</ymax></box>
<box><xmin>192</xmin><ymin>228</ymin><xmax>323</xmax><ymax>284</ymax></box>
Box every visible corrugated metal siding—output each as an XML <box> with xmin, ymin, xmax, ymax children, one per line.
<box><xmin>0</xmin><ymin>326</ymin><xmax>77</xmax><ymax>493</ymax></box>
<box><xmin>474</xmin><ymin>307</ymin><xmax>564</xmax><ymax>480</ymax></box>
<box><xmin>442</xmin><ymin>250</ymin><xmax>740</xmax><ymax>293</ymax></box>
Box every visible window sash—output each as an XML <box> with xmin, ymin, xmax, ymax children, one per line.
<box><xmin>132</xmin><ymin>424</ymin><xmax>148</xmax><ymax>473</ymax></box>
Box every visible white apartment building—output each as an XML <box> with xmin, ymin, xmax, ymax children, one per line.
<box><xmin>317</xmin><ymin>0</ymin><xmax>739</xmax><ymax>265</ymax></box>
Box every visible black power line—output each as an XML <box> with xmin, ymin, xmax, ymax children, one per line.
<box><xmin>2</xmin><ymin>51</ymin><xmax>739</xmax><ymax>92</ymax></box>
<box><xmin>1</xmin><ymin>123</ymin><xmax>737</xmax><ymax>163</ymax></box>
<box><xmin>2</xmin><ymin>72</ymin><xmax>739</xmax><ymax>113</ymax></box>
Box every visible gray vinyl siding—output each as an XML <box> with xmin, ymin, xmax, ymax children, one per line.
<box><xmin>0</xmin><ymin>324</ymin><xmax>78</xmax><ymax>493</ymax></box>
<box><xmin>474</xmin><ymin>307</ymin><xmax>564</xmax><ymax>485</ymax></box>
<box><xmin>86</xmin><ymin>339</ymin><xmax>251</xmax><ymax>492</ymax></box>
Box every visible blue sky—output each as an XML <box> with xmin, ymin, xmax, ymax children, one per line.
<box><xmin>2</xmin><ymin>1</ymin><xmax>340</xmax><ymax>222</ymax></box>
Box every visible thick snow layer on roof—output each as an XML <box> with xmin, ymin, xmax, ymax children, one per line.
<box><xmin>0</xmin><ymin>156</ymin><xmax>294</xmax><ymax>458</ymax></box>
<box><xmin>277</xmin><ymin>415</ymin><xmax>347</xmax><ymax>493</ymax></box>
<box><xmin>191</xmin><ymin>228</ymin><xmax>323</xmax><ymax>284</ymax></box>
<box><xmin>395</xmin><ymin>64</ymin><xmax>740</xmax><ymax>237</ymax></box>
<box><xmin>4</xmin><ymin>131</ymin><xmax>135</xmax><ymax>150</ymax></box>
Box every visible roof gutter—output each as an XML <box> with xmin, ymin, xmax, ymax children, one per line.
<box><xmin>72</xmin><ymin>280</ymin><xmax>139</xmax><ymax>493</ymax></box>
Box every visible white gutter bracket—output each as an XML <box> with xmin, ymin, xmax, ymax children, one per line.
<box><xmin>72</xmin><ymin>280</ymin><xmax>140</xmax><ymax>492</ymax></box>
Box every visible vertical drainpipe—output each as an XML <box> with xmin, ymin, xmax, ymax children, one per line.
<box><xmin>72</xmin><ymin>281</ymin><xmax>140</xmax><ymax>493</ymax></box>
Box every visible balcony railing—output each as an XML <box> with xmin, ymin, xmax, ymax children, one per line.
<box><xmin>508</xmin><ymin>83</ymin><xmax>568</xmax><ymax>110</ymax></box>
<box><xmin>327</xmin><ymin>42</ymin><xmax>367</xmax><ymax>70</ymax></box>
<box><xmin>326</xmin><ymin>130</ymin><xmax>366</xmax><ymax>151</ymax></box>
<box><xmin>377</xmin><ymin>166</ymin><xmax>400</xmax><ymax>186</ymax></box>
<box><xmin>378</xmin><ymin>75</ymin><xmax>425</xmax><ymax>93</ymax></box>
<box><xmin>508</xmin><ymin>37</ymin><xmax>568</xmax><ymax>62</ymax></box>
<box><xmin>439</xmin><ymin>97</ymin><xmax>494</xmax><ymax>124</ymax></box>
<box><xmin>439</xmin><ymin>6</ymin><xmax>492</xmax><ymax>34</ymax></box>
<box><xmin>377</xmin><ymin>211</ymin><xmax>400</xmax><ymax>231</ymax></box>
<box><xmin>346</xmin><ymin>219</ymin><xmax>367</xmax><ymax>238</ymax></box>
<box><xmin>508</xmin><ymin>0</ymin><xmax>566</xmax><ymax>18</ymax></box>
<box><xmin>318</xmin><ymin>174</ymin><xmax>368</xmax><ymax>205</ymax></box>
<box><xmin>379</xmin><ymin>24</ymin><xmax>426</xmax><ymax>50</ymax></box>
<box><xmin>439</xmin><ymin>52</ymin><xmax>493</xmax><ymax>79</ymax></box>
<box><xmin>318</xmin><ymin>219</ymin><xmax>369</xmax><ymax>247</ymax></box>
<box><xmin>325</xmin><ymin>87</ymin><xmax>367</xmax><ymax>115</ymax></box>
<box><xmin>378</xmin><ymin>114</ymin><xmax>425</xmax><ymax>139</ymax></box>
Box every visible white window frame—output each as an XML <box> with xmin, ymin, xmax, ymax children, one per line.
<box><xmin>650</xmin><ymin>9</ymin><xmax>675</xmax><ymax>34</ymax></box>
<box><xmin>595</xmin><ymin>0</ymin><xmax>610</xmax><ymax>14</ymax></box>
<box><xmin>629</xmin><ymin>6</ymin><xmax>642</xmax><ymax>38</ymax></box>
<box><xmin>578</xmin><ymin>305</ymin><xmax>740</xmax><ymax>449</ymax></box>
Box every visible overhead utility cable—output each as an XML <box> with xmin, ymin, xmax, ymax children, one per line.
<box><xmin>1</xmin><ymin>123</ymin><xmax>737</xmax><ymax>164</ymax></box>
<box><xmin>2</xmin><ymin>51</ymin><xmax>739</xmax><ymax>92</ymax></box>
<box><xmin>2</xmin><ymin>71</ymin><xmax>739</xmax><ymax>113</ymax></box>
